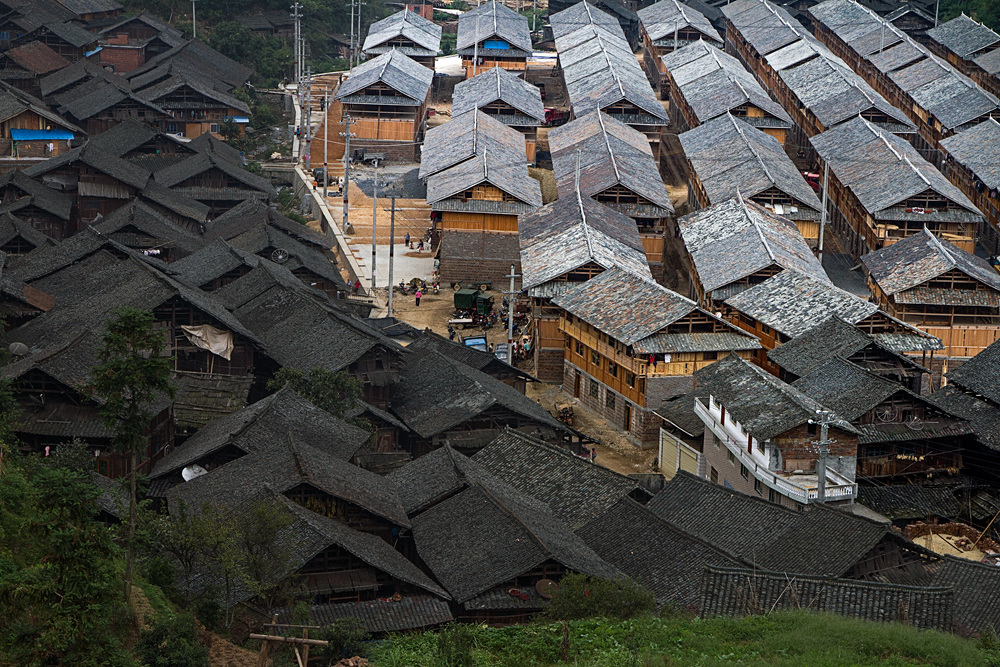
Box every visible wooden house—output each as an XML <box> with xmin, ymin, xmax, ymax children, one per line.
<box><xmin>678</xmin><ymin>195</ymin><xmax>828</xmax><ymax>310</ymax></box>
<box><xmin>719</xmin><ymin>0</ymin><xmax>916</xmax><ymax>158</ymax></box>
<box><xmin>793</xmin><ymin>357</ymin><xmax>974</xmax><ymax>482</ymax></box>
<box><xmin>680</xmin><ymin>115</ymin><xmax>824</xmax><ymax>246</ymax></box>
<box><xmin>660</xmin><ymin>41</ymin><xmax>792</xmax><ymax>143</ymax></box>
<box><xmin>362</xmin><ymin>8</ymin><xmax>442</xmax><ymax>69</ymax></box>
<box><xmin>452</xmin><ymin>66</ymin><xmax>545</xmax><ymax>162</ymax></box>
<box><xmin>549</xmin><ymin>112</ymin><xmax>675</xmax><ymax>281</ymax></box>
<box><xmin>939</xmin><ymin>119</ymin><xmax>1000</xmax><ymax>254</ymax></box>
<box><xmin>861</xmin><ymin>227</ymin><xmax>1000</xmax><ymax>359</ymax></box>
<box><xmin>55</xmin><ymin>80</ymin><xmax>172</xmax><ymax>135</ymax></box>
<box><xmin>636</xmin><ymin>0</ymin><xmax>723</xmax><ymax>97</ymax></box>
<box><xmin>926</xmin><ymin>14</ymin><xmax>1000</xmax><ymax>97</ymax></box>
<box><xmin>551</xmin><ymin>3</ymin><xmax>670</xmax><ymax>159</ymax></box>
<box><xmin>406</xmin><ymin>332</ymin><xmax>533</xmax><ymax>393</ymax></box>
<box><xmin>152</xmin><ymin>151</ymin><xmax>276</xmax><ymax>217</ymax></box>
<box><xmin>124</xmin><ymin>39</ymin><xmax>252</xmax><ymax>93</ymax></box>
<box><xmin>132</xmin><ymin>70</ymin><xmax>251</xmax><ymax>139</ymax></box>
<box><xmin>929</xmin><ymin>338</ymin><xmax>1000</xmax><ymax>452</ymax></box>
<box><xmin>0</xmin><ymin>212</ymin><xmax>57</xmax><ymax>256</ymax></box>
<box><xmin>9</xmin><ymin>19</ymin><xmax>97</xmax><ymax>60</ymax></box>
<box><xmin>0</xmin><ymin>41</ymin><xmax>71</xmax><ymax>96</ymax></box>
<box><xmin>38</xmin><ymin>58</ymin><xmax>121</xmax><ymax>105</ymax></box>
<box><xmin>691</xmin><ymin>354</ymin><xmax>860</xmax><ymax>507</ymax></box>
<box><xmin>96</xmin><ymin>12</ymin><xmax>185</xmax><ymax>72</ymax></box>
<box><xmin>0</xmin><ymin>169</ymin><xmax>73</xmax><ymax>240</ymax></box>
<box><xmin>722</xmin><ymin>269</ymin><xmax>943</xmax><ymax>372</ymax></box>
<box><xmin>810</xmin><ymin>116</ymin><xmax>984</xmax><ymax>258</ymax></box>
<box><xmin>552</xmin><ymin>266</ymin><xmax>761</xmax><ymax>448</ymax></box>
<box><xmin>236</xmin><ymin>10</ymin><xmax>296</xmax><ymax>39</ymax></box>
<box><xmin>808</xmin><ymin>0</ymin><xmax>1000</xmax><ymax>165</ymax></box>
<box><xmin>0</xmin><ymin>84</ymin><xmax>82</xmax><ymax>158</ymax></box>
<box><xmin>456</xmin><ymin>1</ymin><xmax>532</xmax><ymax>78</ymax></box>
<box><xmin>90</xmin><ymin>200</ymin><xmax>205</xmax><ymax>261</ymax></box>
<box><xmin>336</xmin><ymin>50</ymin><xmax>433</xmax><ymax>162</ymax></box>
<box><xmin>54</xmin><ymin>0</ymin><xmax>123</xmax><ymax>22</ymax></box>
<box><xmin>548</xmin><ymin>0</ymin><xmax>643</xmax><ymax>51</ymax></box>
<box><xmin>519</xmin><ymin>194</ymin><xmax>652</xmax><ymax>382</ymax></box>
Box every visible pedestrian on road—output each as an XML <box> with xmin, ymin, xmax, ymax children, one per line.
<box><xmin>418</xmin><ymin>239</ymin><xmax>425</xmax><ymax>252</ymax></box>
<box><xmin>353</xmin><ymin>279</ymin><xmax>361</xmax><ymax>295</ymax></box>
<box><xmin>415</xmin><ymin>289</ymin><xmax>422</xmax><ymax>306</ymax></box>
<box><xmin>404</xmin><ymin>232</ymin><xmax>410</xmax><ymax>247</ymax></box>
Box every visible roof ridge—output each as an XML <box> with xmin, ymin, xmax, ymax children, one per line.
<box><xmin>595</xmin><ymin>112</ymin><xmax>622</xmax><ymax>183</ymax></box>
<box><xmin>739</xmin><ymin>192</ymin><xmax>776</xmax><ymax>263</ymax></box>
<box><xmin>574</xmin><ymin>149</ymin><xmax>594</xmax><ymax>258</ymax></box>
<box><xmin>923</xmin><ymin>227</ymin><xmax>957</xmax><ymax>267</ymax></box>
<box><xmin>729</xmin><ymin>114</ymin><xmax>774</xmax><ymax>185</ymax></box>
<box><xmin>859</xmin><ymin>115</ymin><xmax>902</xmax><ymax>161</ymax></box>
<box><xmin>476</xmin><ymin>480</ymin><xmax>552</xmax><ymax>557</ymax></box>
<box><xmin>594</xmin><ymin>31</ymin><xmax>626</xmax><ymax>99</ymax></box>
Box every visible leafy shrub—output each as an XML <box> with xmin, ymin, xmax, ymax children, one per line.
<box><xmin>546</xmin><ymin>574</ymin><xmax>655</xmax><ymax>621</ymax></box>
<box><xmin>317</xmin><ymin>617</ymin><xmax>370</xmax><ymax>661</ymax></box>
<box><xmin>135</xmin><ymin>613</ymin><xmax>209</xmax><ymax>667</ymax></box>
<box><xmin>435</xmin><ymin>623</ymin><xmax>478</xmax><ymax>667</ymax></box>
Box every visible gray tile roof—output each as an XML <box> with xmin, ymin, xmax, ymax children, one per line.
<box><xmin>452</xmin><ymin>66</ymin><xmax>545</xmax><ymax>124</ymax></box>
<box><xmin>387</xmin><ymin>445</ymin><xmax>488</xmax><ymax>515</ymax></box>
<box><xmin>725</xmin><ymin>269</ymin><xmax>879</xmax><ymax>338</ymax></box>
<box><xmin>291</xmin><ymin>597</ymin><xmax>453</xmax><ymax>633</ymax></box>
<box><xmin>554</xmin><ymin>10</ymin><xmax>669</xmax><ymax>122</ymax></box>
<box><xmin>425</xmin><ymin>144</ymin><xmax>542</xmax><ymax>209</ymax></box>
<box><xmin>932</xmin><ymin>557</ymin><xmax>1000</xmax><ymax>635</ymax></box>
<box><xmin>472</xmin><ymin>428</ymin><xmax>649</xmax><ymax>530</ymax></box>
<box><xmin>419</xmin><ymin>110</ymin><xmax>527</xmax><ymax>179</ymax></box>
<box><xmin>549</xmin><ymin>111</ymin><xmax>673</xmax><ymax>215</ymax></box>
<box><xmin>136</xmin><ymin>70</ymin><xmax>251</xmax><ymax>114</ymax></box>
<box><xmin>577</xmin><ymin>497</ymin><xmax>746</xmax><ymax>607</ymax></box>
<box><xmin>926</xmin><ymin>13</ymin><xmax>1000</xmax><ymax>59</ymax></box>
<box><xmin>662</xmin><ymin>41</ymin><xmax>791</xmax><ymax>128</ymax></box>
<box><xmin>336</xmin><ymin>50</ymin><xmax>433</xmax><ymax>105</ymax></box>
<box><xmin>518</xmin><ymin>194</ymin><xmax>651</xmax><ymax>293</ymax></box>
<box><xmin>678</xmin><ymin>196</ymin><xmax>828</xmax><ymax>293</ymax></box>
<box><xmin>721</xmin><ymin>0</ymin><xmax>806</xmax><ymax>57</ymax></box>
<box><xmin>792</xmin><ymin>357</ymin><xmax>914</xmax><ymax>421</ymax></box>
<box><xmin>410</xmin><ymin>458</ymin><xmax>622</xmax><ymax>602</ymax></box>
<box><xmin>126</xmin><ymin>39</ymin><xmax>252</xmax><ymax>90</ymax></box>
<box><xmin>947</xmin><ymin>338</ymin><xmax>1000</xmax><ymax>406</ymax></box>
<box><xmin>927</xmin><ymin>385</ymin><xmax>1000</xmax><ymax>450</ymax></box>
<box><xmin>681</xmin><ymin>115</ymin><xmax>822</xmax><ymax>213</ymax></box>
<box><xmin>973</xmin><ymin>46</ymin><xmax>1000</xmax><ymax>76</ymax></box>
<box><xmin>90</xmin><ymin>199</ymin><xmax>204</xmax><ymax>256</ymax></box>
<box><xmin>457</xmin><ymin>1</ymin><xmax>532</xmax><ymax>55</ymax></box>
<box><xmin>153</xmin><ymin>151</ymin><xmax>277</xmax><ymax>198</ymax></box>
<box><xmin>811</xmin><ymin>116</ymin><xmax>980</xmax><ymax>219</ymax></box>
<box><xmin>549</xmin><ymin>0</ymin><xmax>626</xmax><ymax>41</ymax></box>
<box><xmin>0</xmin><ymin>212</ymin><xmax>56</xmax><ymax>251</ymax></box>
<box><xmin>855</xmin><ymin>485</ymin><xmax>959</xmax><ymax>520</ymax></box>
<box><xmin>861</xmin><ymin>227</ymin><xmax>1000</xmax><ymax>296</ymax></box>
<box><xmin>939</xmin><ymin>117</ymin><xmax>1000</xmax><ymax>190</ymax></box>
<box><xmin>25</xmin><ymin>141</ymin><xmax>150</xmax><ymax>189</ymax></box>
<box><xmin>363</xmin><ymin>8</ymin><xmax>442</xmax><ymax>55</ymax></box>
<box><xmin>638</xmin><ymin>0</ymin><xmax>721</xmax><ymax>44</ymax></box>
<box><xmin>0</xmin><ymin>169</ymin><xmax>72</xmax><ymax>220</ymax></box>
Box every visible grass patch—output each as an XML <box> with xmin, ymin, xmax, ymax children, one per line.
<box><xmin>371</xmin><ymin>611</ymin><xmax>996</xmax><ymax>666</ymax></box>
<box><xmin>134</xmin><ymin>576</ymin><xmax>176</xmax><ymax>620</ymax></box>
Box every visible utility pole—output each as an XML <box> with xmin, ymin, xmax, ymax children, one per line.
<box><xmin>818</xmin><ymin>161</ymin><xmax>829</xmax><ymax>259</ymax></box>
<box><xmin>349</xmin><ymin>0</ymin><xmax>355</xmax><ymax>68</ymax></box>
<box><xmin>291</xmin><ymin>3</ymin><xmax>302</xmax><ymax>88</ymax></box>
<box><xmin>356</xmin><ymin>1</ymin><xmax>365</xmax><ymax>67</ymax></box>
<box><xmin>809</xmin><ymin>409</ymin><xmax>836</xmax><ymax>504</ymax></box>
<box><xmin>388</xmin><ymin>197</ymin><xmax>396</xmax><ymax>317</ymax></box>
<box><xmin>505</xmin><ymin>264</ymin><xmax>520</xmax><ymax>360</ymax></box>
<box><xmin>340</xmin><ymin>116</ymin><xmax>355</xmax><ymax>233</ymax></box>
<box><xmin>532</xmin><ymin>0</ymin><xmax>537</xmax><ymax>33</ymax></box>
<box><xmin>323</xmin><ymin>87</ymin><xmax>329</xmax><ymax>197</ymax></box>
<box><xmin>371</xmin><ymin>158</ymin><xmax>380</xmax><ymax>293</ymax></box>
<box><xmin>191</xmin><ymin>0</ymin><xmax>197</xmax><ymax>39</ymax></box>
<box><xmin>303</xmin><ymin>65</ymin><xmax>312</xmax><ymax>167</ymax></box>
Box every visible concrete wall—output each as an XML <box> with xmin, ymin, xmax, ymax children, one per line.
<box><xmin>563</xmin><ymin>362</ymin><xmax>660</xmax><ymax>449</ymax></box>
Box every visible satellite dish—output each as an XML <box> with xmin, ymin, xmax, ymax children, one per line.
<box><xmin>8</xmin><ymin>341</ymin><xmax>29</xmax><ymax>357</ymax></box>
<box><xmin>271</xmin><ymin>248</ymin><xmax>289</xmax><ymax>264</ymax></box>
<box><xmin>181</xmin><ymin>464</ymin><xmax>209</xmax><ymax>482</ymax></box>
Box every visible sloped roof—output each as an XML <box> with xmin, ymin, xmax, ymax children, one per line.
<box><xmin>861</xmin><ymin>228</ymin><xmax>1000</xmax><ymax>296</ymax></box>
<box><xmin>57</xmin><ymin>81</ymin><xmax>169</xmax><ymax>122</ymax></box>
<box><xmin>518</xmin><ymin>194</ymin><xmax>651</xmax><ymax>292</ymax></box>
<box><xmin>137</xmin><ymin>70</ymin><xmax>251</xmax><ymax>114</ymax></box>
<box><xmin>792</xmin><ymin>357</ymin><xmax>914</xmax><ymax>421</ymax></box>
<box><xmin>856</xmin><ymin>485</ymin><xmax>959</xmax><ymax>520</ymax></box>
<box><xmin>153</xmin><ymin>151</ymin><xmax>276</xmax><ymax>198</ymax></box>
<box><xmin>0</xmin><ymin>212</ymin><xmax>57</xmax><ymax>251</ymax></box>
<box><xmin>662</xmin><ymin>41</ymin><xmax>791</xmax><ymax>128</ymax></box>
<box><xmin>721</xmin><ymin>0</ymin><xmax>808</xmax><ymax>58</ymax></box>
<box><xmin>637</xmin><ymin>0</ymin><xmax>721</xmax><ymax>44</ymax></box>
<box><xmin>927</xmin><ymin>13</ymin><xmax>1000</xmax><ymax>59</ymax></box>
<box><xmin>932</xmin><ymin>557</ymin><xmax>1000</xmax><ymax>635</ymax></box>
<box><xmin>939</xmin><ymin>117</ymin><xmax>1000</xmax><ymax>191</ymax></box>
<box><xmin>296</xmin><ymin>597</ymin><xmax>453</xmax><ymax>633</ymax></box>
<box><xmin>693</xmin><ymin>354</ymin><xmax>856</xmax><ymax>440</ymax></box>
<box><xmin>549</xmin><ymin>0</ymin><xmax>626</xmax><ymax>40</ymax></box>
<box><xmin>25</xmin><ymin>140</ymin><xmax>150</xmax><ymax>189</ymax></box>
<box><xmin>38</xmin><ymin>58</ymin><xmax>121</xmax><ymax>98</ymax></box>
<box><xmin>928</xmin><ymin>385</ymin><xmax>1000</xmax><ymax>450</ymax></box>
<box><xmin>90</xmin><ymin>199</ymin><xmax>205</xmax><ymax>257</ymax></box>
<box><xmin>452</xmin><ymin>66</ymin><xmax>545</xmax><ymax>124</ymax></box>
<box><xmin>0</xmin><ymin>169</ymin><xmax>73</xmax><ymax>220</ymax></box>
<box><xmin>425</xmin><ymin>146</ymin><xmax>542</xmax><ymax>208</ymax></box>
<box><xmin>336</xmin><ymin>50</ymin><xmax>433</xmax><ymax>104</ymax></box>
<box><xmin>549</xmin><ymin>111</ymin><xmax>673</xmax><ymax>214</ymax></box>
<box><xmin>680</xmin><ymin>114</ymin><xmax>822</xmax><ymax>212</ymax></box>
<box><xmin>811</xmin><ymin>117</ymin><xmax>980</xmax><ymax>218</ymax></box>
<box><xmin>363</xmin><ymin>8</ymin><xmax>442</xmax><ymax>54</ymax></box>
<box><xmin>457</xmin><ymin>1</ymin><xmax>532</xmax><ymax>54</ymax></box>
<box><xmin>387</xmin><ymin>445</ymin><xmax>489</xmax><ymax>515</ymax></box>
<box><xmin>419</xmin><ymin>110</ymin><xmax>527</xmax><ymax>179</ymax></box>
<box><xmin>126</xmin><ymin>39</ymin><xmax>252</xmax><ymax>90</ymax></box>
<box><xmin>947</xmin><ymin>338</ymin><xmax>1000</xmax><ymax>405</ymax></box>
<box><xmin>679</xmin><ymin>196</ymin><xmax>828</xmax><ymax>293</ymax></box>
<box><xmin>0</xmin><ymin>81</ymin><xmax>82</xmax><ymax>134</ymax></box>
<box><xmin>4</xmin><ymin>40</ymin><xmax>71</xmax><ymax>74</ymax></box>
<box><xmin>98</xmin><ymin>11</ymin><xmax>184</xmax><ymax>40</ymax></box>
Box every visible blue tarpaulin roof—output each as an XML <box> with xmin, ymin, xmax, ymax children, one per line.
<box><xmin>11</xmin><ymin>129</ymin><xmax>74</xmax><ymax>141</ymax></box>
<box><xmin>225</xmin><ymin>116</ymin><xmax>250</xmax><ymax>123</ymax></box>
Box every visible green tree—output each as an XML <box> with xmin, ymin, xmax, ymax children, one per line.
<box><xmin>266</xmin><ymin>367</ymin><xmax>363</xmax><ymax>418</ymax></box>
<box><xmin>92</xmin><ymin>307</ymin><xmax>175</xmax><ymax>599</ymax></box>
<box><xmin>153</xmin><ymin>500</ymin><xmax>213</xmax><ymax>606</ymax></box>
<box><xmin>231</xmin><ymin>496</ymin><xmax>298</xmax><ymax>616</ymax></box>
<box><xmin>546</xmin><ymin>574</ymin><xmax>655</xmax><ymax>621</ymax></box>
<box><xmin>136</xmin><ymin>613</ymin><xmax>209</xmax><ymax>667</ymax></box>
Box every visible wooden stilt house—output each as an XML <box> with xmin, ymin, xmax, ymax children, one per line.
<box><xmin>363</xmin><ymin>8</ymin><xmax>442</xmax><ymax>69</ymax></box>
<box><xmin>457</xmin><ymin>1</ymin><xmax>532</xmax><ymax>78</ymax></box>
<box><xmin>452</xmin><ymin>66</ymin><xmax>545</xmax><ymax>163</ymax></box>
<box><xmin>637</xmin><ymin>0</ymin><xmax>723</xmax><ymax>97</ymax></box>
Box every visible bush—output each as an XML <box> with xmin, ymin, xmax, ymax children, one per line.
<box><xmin>435</xmin><ymin>623</ymin><xmax>478</xmax><ymax>667</ymax></box>
<box><xmin>317</xmin><ymin>617</ymin><xmax>371</xmax><ymax>661</ymax></box>
<box><xmin>135</xmin><ymin>613</ymin><xmax>209</xmax><ymax>667</ymax></box>
<box><xmin>546</xmin><ymin>574</ymin><xmax>656</xmax><ymax>621</ymax></box>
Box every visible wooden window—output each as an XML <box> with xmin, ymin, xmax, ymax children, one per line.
<box><xmin>608</xmin><ymin>361</ymin><xmax>618</xmax><ymax>378</ymax></box>
<box><xmin>728</xmin><ymin>450</ymin><xmax>735</xmax><ymax>464</ymax></box>
<box><xmin>768</xmin><ymin>488</ymin><xmax>776</xmax><ymax>503</ymax></box>
<box><xmin>710</xmin><ymin>467</ymin><xmax>718</xmax><ymax>484</ymax></box>
<box><xmin>575</xmin><ymin>340</ymin><xmax>583</xmax><ymax>355</ymax></box>
<box><xmin>605</xmin><ymin>392</ymin><xmax>615</xmax><ymax>409</ymax></box>
<box><xmin>589</xmin><ymin>379</ymin><xmax>599</xmax><ymax>399</ymax></box>
<box><xmin>625</xmin><ymin>371</ymin><xmax>635</xmax><ymax>388</ymax></box>
<box><xmin>755</xmin><ymin>478</ymin><xmax>763</xmax><ymax>495</ymax></box>
<box><xmin>590</xmin><ymin>350</ymin><xmax>600</xmax><ymax>366</ymax></box>
<box><xmin>741</xmin><ymin>464</ymin><xmax>749</xmax><ymax>480</ymax></box>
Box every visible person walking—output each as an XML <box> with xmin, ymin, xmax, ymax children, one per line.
<box><xmin>353</xmin><ymin>279</ymin><xmax>361</xmax><ymax>295</ymax></box>
<box><xmin>415</xmin><ymin>288</ymin><xmax>422</xmax><ymax>306</ymax></box>
<box><xmin>404</xmin><ymin>232</ymin><xmax>410</xmax><ymax>247</ymax></box>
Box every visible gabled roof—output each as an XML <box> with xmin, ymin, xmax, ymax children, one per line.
<box><xmin>932</xmin><ymin>557</ymin><xmax>1000</xmax><ymax>635</ymax></box>
<box><xmin>554</xmin><ymin>18</ymin><xmax>669</xmax><ymax>122</ymax></box>
<box><xmin>98</xmin><ymin>11</ymin><xmax>184</xmax><ymax>41</ymax></box>
<box><xmin>90</xmin><ymin>199</ymin><xmax>205</xmax><ymax>257</ymax></box>
<box><xmin>425</xmin><ymin>145</ymin><xmax>542</xmax><ymax>209</ymax></box>
<box><xmin>363</xmin><ymin>8</ymin><xmax>442</xmax><ymax>55</ymax></box>
<box><xmin>205</xmin><ymin>197</ymin><xmax>328</xmax><ymax>248</ymax></box>
<box><xmin>153</xmin><ymin>151</ymin><xmax>277</xmax><ymax>198</ymax></box>
<box><xmin>811</xmin><ymin>117</ymin><xmax>980</xmax><ymax>218</ymax></box>
<box><xmin>167</xmin><ymin>435</ymin><xmax>410</xmax><ymax>528</ymax></box>
<box><xmin>3</xmin><ymin>40</ymin><xmax>71</xmax><ymax>74</ymax></box>
<box><xmin>151</xmin><ymin>386</ymin><xmax>371</xmax><ymax>479</ymax></box>
<box><xmin>549</xmin><ymin>0</ymin><xmax>626</xmax><ymax>41</ymax></box>
<box><xmin>473</xmin><ymin>428</ymin><xmax>650</xmax><ymax>530</ymax></box>
<box><xmin>0</xmin><ymin>212</ymin><xmax>57</xmax><ymax>251</ymax></box>
<box><xmin>928</xmin><ymin>385</ymin><xmax>1000</xmax><ymax>451</ymax></box>
<box><xmin>662</xmin><ymin>41</ymin><xmax>791</xmax><ymax>128</ymax></box>
<box><xmin>694</xmin><ymin>354</ymin><xmax>857</xmax><ymax>440</ymax></box>
<box><xmin>679</xmin><ymin>196</ymin><xmax>828</xmax><ymax>293</ymax></box>
<box><xmin>721</xmin><ymin>0</ymin><xmax>808</xmax><ymax>58</ymax></box>
<box><xmin>137</xmin><ymin>70</ymin><xmax>251</xmax><ymax>114</ymax></box>
<box><xmin>24</xmin><ymin>140</ymin><xmax>149</xmax><ymax>189</ymax></box>
<box><xmin>410</xmin><ymin>456</ymin><xmax>621</xmax><ymax>602</ymax></box>
<box><xmin>926</xmin><ymin>13</ymin><xmax>1000</xmax><ymax>59</ymax></box>
<box><xmin>456</xmin><ymin>1</ymin><xmax>532</xmax><ymax>55</ymax></box>
<box><xmin>390</xmin><ymin>350</ymin><xmax>567</xmax><ymax>439</ymax></box>
<box><xmin>387</xmin><ymin>444</ymin><xmax>489</xmax><ymax>515</ymax></box>
<box><xmin>1</xmin><ymin>327</ymin><xmax>103</xmax><ymax>397</ymax></box>
<box><xmin>419</xmin><ymin>110</ymin><xmax>527</xmax><ymax>179</ymax></box>
<box><xmin>452</xmin><ymin>66</ymin><xmax>545</xmax><ymax>124</ymax></box>
<box><xmin>549</xmin><ymin>111</ymin><xmax>673</xmax><ymax>215</ymax></box>
<box><xmin>861</xmin><ymin>228</ymin><xmax>1000</xmax><ymax>296</ymax></box>
<box><xmin>973</xmin><ymin>46</ymin><xmax>1000</xmax><ymax>76</ymax></box>
<box><xmin>518</xmin><ymin>194</ymin><xmax>651</xmax><ymax>294</ymax></box>
<box><xmin>125</xmin><ymin>39</ymin><xmax>252</xmax><ymax>90</ymax></box>
<box><xmin>553</xmin><ymin>266</ymin><xmax>760</xmax><ymax>355</ymax></box>
<box><xmin>680</xmin><ymin>114</ymin><xmax>822</xmax><ymax>212</ymax></box>
<box><xmin>27</xmin><ymin>19</ymin><xmax>97</xmax><ymax>48</ymax></box>
<box><xmin>406</xmin><ymin>330</ymin><xmax>529</xmax><ymax>381</ymax></box>
<box><xmin>38</xmin><ymin>58</ymin><xmax>121</xmax><ymax>98</ymax></box>
<box><xmin>947</xmin><ymin>338</ymin><xmax>1000</xmax><ymax>406</ymax></box>
<box><xmin>336</xmin><ymin>50</ymin><xmax>433</xmax><ymax>105</ymax></box>
<box><xmin>0</xmin><ymin>169</ymin><xmax>73</xmax><ymax>220</ymax></box>
<box><xmin>637</xmin><ymin>0</ymin><xmax>721</xmax><ymax>44</ymax></box>
<box><xmin>724</xmin><ymin>269</ymin><xmax>878</xmax><ymax>339</ymax></box>
<box><xmin>57</xmin><ymin>81</ymin><xmax>169</xmax><ymax>122</ymax></box>
<box><xmin>939</xmin><ymin>117</ymin><xmax>1000</xmax><ymax>191</ymax></box>
<box><xmin>792</xmin><ymin>357</ymin><xmax>914</xmax><ymax>422</ymax></box>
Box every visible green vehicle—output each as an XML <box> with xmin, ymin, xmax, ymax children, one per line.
<box><xmin>453</xmin><ymin>288</ymin><xmax>493</xmax><ymax>315</ymax></box>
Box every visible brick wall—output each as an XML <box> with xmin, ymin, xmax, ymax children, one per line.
<box><xmin>701</xmin><ymin>430</ymin><xmax>803</xmax><ymax>510</ymax></box>
<box><xmin>534</xmin><ymin>347</ymin><xmax>564</xmax><ymax>384</ymax></box>
<box><xmin>774</xmin><ymin>424</ymin><xmax>858</xmax><ymax>479</ymax></box>
<box><xmin>99</xmin><ymin>44</ymin><xmax>145</xmax><ymax>72</ymax></box>
<box><xmin>563</xmin><ymin>362</ymin><xmax>659</xmax><ymax>449</ymax></box>
<box><xmin>350</xmin><ymin>138</ymin><xmax>417</xmax><ymax>162</ymax></box>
